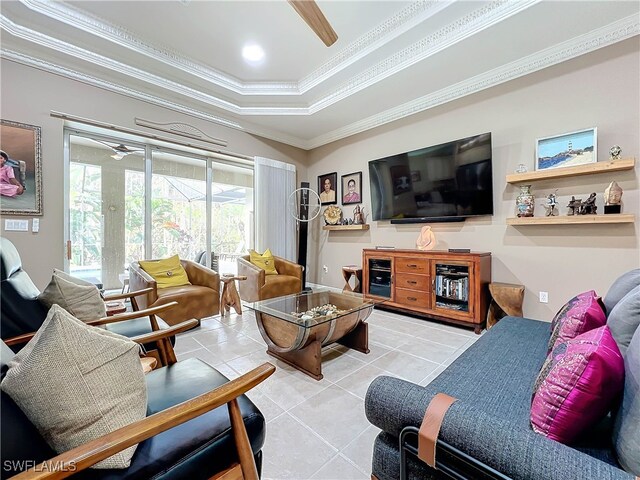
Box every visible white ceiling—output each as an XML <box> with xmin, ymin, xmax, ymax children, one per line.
<box><xmin>1</xmin><ymin>1</ymin><xmax>638</xmax><ymax>150</ymax></box>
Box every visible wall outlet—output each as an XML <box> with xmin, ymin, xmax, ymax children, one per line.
<box><xmin>32</xmin><ymin>218</ymin><xmax>40</xmax><ymax>233</ymax></box>
<box><xmin>539</xmin><ymin>291</ymin><xmax>549</xmax><ymax>303</ymax></box>
<box><xmin>322</xmin><ymin>265</ymin><xmax>329</xmax><ymax>273</ymax></box>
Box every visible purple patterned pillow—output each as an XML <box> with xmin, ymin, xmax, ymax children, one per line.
<box><xmin>531</xmin><ymin>326</ymin><xmax>624</xmax><ymax>444</ymax></box>
<box><xmin>548</xmin><ymin>290</ymin><xmax>606</xmax><ymax>354</ymax></box>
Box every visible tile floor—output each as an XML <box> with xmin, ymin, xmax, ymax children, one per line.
<box><xmin>174</xmin><ymin>307</ymin><xmax>480</xmax><ymax>480</ymax></box>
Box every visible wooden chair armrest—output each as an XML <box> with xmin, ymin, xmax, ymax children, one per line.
<box><xmin>3</xmin><ymin>303</ymin><xmax>179</xmax><ymax>347</ymax></box>
<box><xmin>102</xmin><ymin>287</ymin><xmax>153</xmax><ymax>302</ymax></box>
<box><xmin>10</xmin><ymin>362</ymin><xmax>276</xmax><ymax>479</ymax></box>
<box><xmin>130</xmin><ymin>319</ymin><xmax>199</xmax><ymax>344</ymax></box>
<box><xmin>85</xmin><ymin>302</ymin><xmax>178</xmax><ymax>327</ymax></box>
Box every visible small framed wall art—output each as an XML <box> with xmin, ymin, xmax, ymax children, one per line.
<box><xmin>318</xmin><ymin>172</ymin><xmax>337</xmax><ymax>205</ymax></box>
<box><xmin>341</xmin><ymin>171</ymin><xmax>362</xmax><ymax>205</ymax></box>
<box><xmin>1</xmin><ymin>119</ymin><xmax>43</xmax><ymax>216</ymax></box>
<box><xmin>536</xmin><ymin>127</ymin><xmax>597</xmax><ymax>171</ymax></box>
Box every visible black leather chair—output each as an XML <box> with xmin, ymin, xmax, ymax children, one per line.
<box><xmin>1</xmin><ymin>323</ymin><xmax>274</xmax><ymax>479</ymax></box>
<box><xmin>0</xmin><ymin>237</ymin><xmax>172</xmax><ymax>349</ymax></box>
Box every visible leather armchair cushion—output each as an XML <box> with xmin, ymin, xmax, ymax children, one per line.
<box><xmin>73</xmin><ymin>358</ymin><xmax>266</xmax><ymax>480</ymax></box>
<box><xmin>106</xmin><ymin>317</ymin><xmax>170</xmax><ymax>341</ymax></box>
<box><xmin>153</xmin><ymin>285</ymin><xmax>218</xmax><ymax>326</ymax></box>
<box><xmin>261</xmin><ymin>275</ymin><xmax>302</xmax><ymax>301</ymax></box>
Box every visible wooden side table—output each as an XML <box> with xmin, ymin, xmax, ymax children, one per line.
<box><xmin>221</xmin><ymin>274</ymin><xmax>247</xmax><ymax>315</ymax></box>
<box><xmin>342</xmin><ymin>266</ymin><xmax>363</xmax><ymax>293</ymax></box>
<box><xmin>487</xmin><ymin>282</ymin><xmax>525</xmax><ymax>328</ymax></box>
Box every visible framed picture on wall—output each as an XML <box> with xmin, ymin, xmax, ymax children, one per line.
<box><xmin>0</xmin><ymin>119</ymin><xmax>43</xmax><ymax>216</ymax></box>
<box><xmin>318</xmin><ymin>172</ymin><xmax>337</xmax><ymax>205</ymax></box>
<box><xmin>536</xmin><ymin>127</ymin><xmax>597</xmax><ymax>171</ymax></box>
<box><xmin>341</xmin><ymin>171</ymin><xmax>362</xmax><ymax>205</ymax></box>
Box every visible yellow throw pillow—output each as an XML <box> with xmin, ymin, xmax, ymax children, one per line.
<box><xmin>249</xmin><ymin>249</ymin><xmax>278</xmax><ymax>275</ymax></box>
<box><xmin>139</xmin><ymin>255</ymin><xmax>191</xmax><ymax>288</ymax></box>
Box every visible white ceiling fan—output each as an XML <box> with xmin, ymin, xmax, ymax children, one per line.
<box><xmin>91</xmin><ymin>139</ymin><xmax>145</xmax><ymax>160</ymax></box>
<box><xmin>288</xmin><ymin>0</ymin><xmax>338</xmax><ymax>47</ymax></box>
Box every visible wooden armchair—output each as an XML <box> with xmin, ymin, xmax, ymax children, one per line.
<box><xmin>129</xmin><ymin>259</ymin><xmax>220</xmax><ymax>326</ymax></box>
<box><xmin>2</xmin><ymin>319</ymin><xmax>275</xmax><ymax>479</ymax></box>
<box><xmin>0</xmin><ymin>237</ymin><xmax>173</xmax><ymax>353</ymax></box>
<box><xmin>237</xmin><ymin>255</ymin><xmax>303</xmax><ymax>302</ymax></box>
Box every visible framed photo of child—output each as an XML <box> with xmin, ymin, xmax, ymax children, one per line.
<box><xmin>1</xmin><ymin>119</ymin><xmax>42</xmax><ymax>216</ymax></box>
<box><xmin>341</xmin><ymin>172</ymin><xmax>362</xmax><ymax>205</ymax></box>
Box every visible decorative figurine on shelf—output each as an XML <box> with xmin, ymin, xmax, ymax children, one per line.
<box><xmin>323</xmin><ymin>205</ymin><xmax>342</xmax><ymax>225</ymax></box>
<box><xmin>541</xmin><ymin>190</ymin><xmax>559</xmax><ymax>217</ymax></box>
<box><xmin>578</xmin><ymin>192</ymin><xmax>597</xmax><ymax>215</ymax></box>
<box><xmin>609</xmin><ymin>145</ymin><xmax>622</xmax><ymax>161</ymax></box>
<box><xmin>604</xmin><ymin>181</ymin><xmax>623</xmax><ymax>214</ymax></box>
<box><xmin>567</xmin><ymin>196</ymin><xmax>582</xmax><ymax>216</ymax></box>
<box><xmin>353</xmin><ymin>205</ymin><xmax>367</xmax><ymax>225</ymax></box>
<box><xmin>416</xmin><ymin>226</ymin><xmax>436</xmax><ymax>251</ymax></box>
<box><xmin>515</xmin><ymin>164</ymin><xmax>528</xmax><ymax>174</ymax></box>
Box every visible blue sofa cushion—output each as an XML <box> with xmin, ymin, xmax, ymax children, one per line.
<box><xmin>613</xmin><ymin>327</ymin><xmax>640</xmax><ymax>476</ymax></box>
<box><xmin>607</xmin><ymin>285</ymin><xmax>640</xmax><ymax>356</ymax></box>
<box><xmin>604</xmin><ymin>269</ymin><xmax>640</xmax><ymax>316</ymax></box>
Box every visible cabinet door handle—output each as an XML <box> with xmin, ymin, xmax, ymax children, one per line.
<box><xmin>407</xmin><ymin>280</ymin><xmax>417</xmax><ymax>285</ymax></box>
<box><xmin>407</xmin><ymin>264</ymin><xmax>417</xmax><ymax>268</ymax></box>
<box><xmin>407</xmin><ymin>296</ymin><xmax>417</xmax><ymax>301</ymax></box>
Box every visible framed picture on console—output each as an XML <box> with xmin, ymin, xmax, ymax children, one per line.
<box><xmin>318</xmin><ymin>172</ymin><xmax>337</xmax><ymax>205</ymax></box>
<box><xmin>536</xmin><ymin>127</ymin><xmax>597</xmax><ymax>171</ymax></box>
<box><xmin>341</xmin><ymin>171</ymin><xmax>362</xmax><ymax>205</ymax></box>
<box><xmin>0</xmin><ymin>119</ymin><xmax>43</xmax><ymax>216</ymax></box>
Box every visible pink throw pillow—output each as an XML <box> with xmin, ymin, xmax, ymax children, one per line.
<box><xmin>548</xmin><ymin>290</ymin><xmax>606</xmax><ymax>354</ymax></box>
<box><xmin>531</xmin><ymin>326</ymin><xmax>624</xmax><ymax>444</ymax></box>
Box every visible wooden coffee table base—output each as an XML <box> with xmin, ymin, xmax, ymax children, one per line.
<box><xmin>255</xmin><ymin>309</ymin><xmax>371</xmax><ymax>381</ymax></box>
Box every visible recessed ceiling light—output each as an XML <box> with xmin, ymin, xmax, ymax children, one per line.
<box><xmin>242</xmin><ymin>44</ymin><xmax>265</xmax><ymax>63</ymax></box>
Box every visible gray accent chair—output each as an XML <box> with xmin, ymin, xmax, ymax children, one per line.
<box><xmin>365</xmin><ymin>271</ymin><xmax>640</xmax><ymax>480</ymax></box>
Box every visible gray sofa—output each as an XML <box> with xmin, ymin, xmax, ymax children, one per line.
<box><xmin>365</xmin><ymin>271</ymin><xmax>640</xmax><ymax>480</ymax></box>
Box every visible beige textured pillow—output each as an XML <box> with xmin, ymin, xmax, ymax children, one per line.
<box><xmin>0</xmin><ymin>305</ymin><xmax>147</xmax><ymax>469</ymax></box>
<box><xmin>38</xmin><ymin>269</ymin><xmax>106</xmax><ymax>321</ymax></box>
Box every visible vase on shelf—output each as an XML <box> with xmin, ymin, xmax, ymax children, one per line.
<box><xmin>516</xmin><ymin>185</ymin><xmax>535</xmax><ymax>217</ymax></box>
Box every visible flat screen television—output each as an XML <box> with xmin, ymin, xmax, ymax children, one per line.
<box><xmin>368</xmin><ymin>132</ymin><xmax>493</xmax><ymax>223</ymax></box>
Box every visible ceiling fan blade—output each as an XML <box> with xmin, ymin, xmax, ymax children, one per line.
<box><xmin>288</xmin><ymin>0</ymin><xmax>338</xmax><ymax>47</ymax></box>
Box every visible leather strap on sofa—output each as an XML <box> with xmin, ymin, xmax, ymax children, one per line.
<box><xmin>418</xmin><ymin>393</ymin><xmax>458</xmax><ymax>468</ymax></box>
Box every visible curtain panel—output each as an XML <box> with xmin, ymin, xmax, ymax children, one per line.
<box><xmin>254</xmin><ymin>157</ymin><xmax>296</xmax><ymax>261</ymax></box>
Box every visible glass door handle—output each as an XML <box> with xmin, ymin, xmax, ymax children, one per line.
<box><xmin>66</xmin><ymin>240</ymin><xmax>72</xmax><ymax>260</ymax></box>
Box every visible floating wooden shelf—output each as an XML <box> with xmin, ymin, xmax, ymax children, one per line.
<box><xmin>506</xmin><ymin>214</ymin><xmax>635</xmax><ymax>226</ymax></box>
<box><xmin>506</xmin><ymin>158</ymin><xmax>635</xmax><ymax>184</ymax></box>
<box><xmin>322</xmin><ymin>224</ymin><xmax>370</xmax><ymax>231</ymax></box>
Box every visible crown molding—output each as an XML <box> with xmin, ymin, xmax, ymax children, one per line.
<box><xmin>307</xmin><ymin>14</ymin><xmax>640</xmax><ymax>149</ymax></box>
<box><xmin>20</xmin><ymin>0</ymin><xmax>448</xmax><ymax>96</ymax></box>
<box><xmin>307</xmin><ymin>0</ymin><xmax>541</xmax><ymax>114</ymax></box>
<box><xmin>2</xmin><ymin>0</ymin><xmax>540</xmax><ymax>116</ymax></box>
<box><xmin>2</xmin><ymin>15</ymin><xmax>637</xmax><ymax>151</ymax></box>
<box><xmin>18</xmin><ymin>0</ymin><xmax>530</xmax><ymax>100</ymax></box>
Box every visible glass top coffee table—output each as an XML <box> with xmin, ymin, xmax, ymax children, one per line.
<box><xmin>245</xmin><ymin>289</ymin><xmax>386</xmax><ymax>380</ymax></box>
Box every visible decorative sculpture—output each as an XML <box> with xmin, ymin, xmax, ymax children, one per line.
<box><xmin>604</xmin><ymin>181</ymin><xmax>623</xmax><ymax>214</ymax></box>
<box><xmin>567</xmin><ymin>196</ymin><xmax>582</xmax><ymax>216</ymax></box>
<box><xmin>353</xmin><ymin>205</ymin><xmax>367</xmax><ymax>225</ymax></box>
<box><xmin>609</xmin><ymin>145</ymin><xmax>622</xmax><ymax>161</ymax></box>
<box><xmin>541</xmin><ymin>191</ymin><xmax>559</xmax><ymax>217</ymax></box>
<box><xmin>578</xmin><ymin>192</ymin><xmax>597</xmax><ymax>215</ymax></box>
<box><xmin>416</xmin><ymin>226</ymin><xmax>436</xmax><ymax>251</ymax></box>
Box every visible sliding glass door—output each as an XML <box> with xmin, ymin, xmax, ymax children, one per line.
<box><xmin>65</xmin><ymin>131</ymin><xmax>253</xmax><ymax>288</ymax></box>
<box><xmin>67</xmin><ymin>134</ymin><xmax>145</xmax><ymax>288</ymax></box>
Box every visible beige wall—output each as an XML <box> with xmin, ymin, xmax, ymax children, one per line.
<box><xmin>306</xmin><ymin>38</ymin><xmax>640</xmax><ymax>321</ymax></box>
<box><xmin>0</xmin><ymin>59</ymin><xmax>308</xmax><ymax>289</ymax></box>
